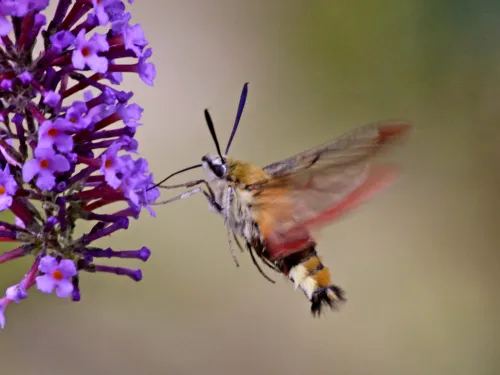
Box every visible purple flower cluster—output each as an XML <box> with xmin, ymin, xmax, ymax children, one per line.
<box><xmin>0</xmin><ymin>0</ymin><xmax>159</xmax><ymax>329</ymax></box>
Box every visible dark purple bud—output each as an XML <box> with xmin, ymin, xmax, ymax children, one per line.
<box><xmin>0</xmin><ymin>230</ymin><xmax>18</xmax><ymax>240</ymax></box>
<box><xmin>18</xmin><ymin>72</ymin><xmax>32</xmax><ymax>84</ymax></box>
<box><xmin>56</xmin><ymin>181</ymin><xmax>67</xmax><ymax>192</ymax></box>
<box><xmin>44</xmin><ymin>216</ymin><xmax>59</xmax><ymax>232</ymax></box>
<box><xmin>71</xmin><ymin>288</ymin><xmax>81</xmax><ymax>302</ymax></box>
<box><xmin>1</xmin><ymin>79</ymin><xmax>13</xmax><ymax>91</ymax></box>
<box><xmin>42</xmin><ymin>67</ymin><xmax>57</xmax><ymax>90</ymax></box>
<box><xmin>71</xmin><ymin>275</ymin><xmax>81</xmax><ymax>302</ymax></box>
<box><xmin>138</xmin><ymin>247</ymin><xmax>151</xmax><ymax>261</ymax></box>
<box><xmin>56</xmin><ymin>197</ymin><xmax>68</xmax><ymax>231</ymax></box>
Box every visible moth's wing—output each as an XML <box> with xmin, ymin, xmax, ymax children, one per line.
<box><xmin>263</xmin><ymin>120</ymin><xmax>411</xmax><ymax>178</ymax></box>
<box><xmin>253</xmin><ymin>163</ymin><xmax>398</xmax><ymax>261</ymax></box>
<box><xmin>251</xmin><ymin>121</ymin><xmax>411</xmax><ymax>261</ymax></box>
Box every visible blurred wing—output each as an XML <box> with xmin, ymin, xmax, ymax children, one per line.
<box><xmin>251</xmin><ymin>120</ymin><xmax>412</xmax><ymax>261</ymax></box>
<box><xmin>263</xmin><ymin>120</ymin><xmax>411</xmax><ymax>177</ymax></box>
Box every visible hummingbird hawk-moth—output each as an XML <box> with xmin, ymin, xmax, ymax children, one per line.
<box><xmin>152</xmin><ymin>84</ymin><xmax>412</xmax><ymax>315</ymax></box>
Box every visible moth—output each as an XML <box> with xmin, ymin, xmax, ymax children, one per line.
<box><xmin>152</xmin><ymin>83</ymin><xmax>412</xmax><ymax>315</ymax></box>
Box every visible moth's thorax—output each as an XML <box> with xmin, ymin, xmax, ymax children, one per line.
<box><xmin>228</xmin><ymin>160</ymin><xmax>271</xmax><ymax>186</ymax></box>
<box><xmin>201</xmin><ymin>154</ymin><xmax>267</xmax><ymax>242</ymax></box>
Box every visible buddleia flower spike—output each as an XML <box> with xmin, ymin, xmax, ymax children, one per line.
<box><xmin>0</xmin><ymin>0</ymin><xmax>160</xmax><ymax>329</ymax></box>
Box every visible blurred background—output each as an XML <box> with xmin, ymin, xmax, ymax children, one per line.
<box><xmin>1</xmin><ymin>1</ymin><xmax>500</xmax><ymax>374</ymax></box>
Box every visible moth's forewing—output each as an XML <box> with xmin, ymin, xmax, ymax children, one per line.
<box><xmin>251</xmin><ymin>121</ymin><xmax>412</xmax><ymax>261</ymax></box>
<box><xmin>263</xmin><ymin>120</ymin><xmax>412</xmax><ymax>178</ymax></box>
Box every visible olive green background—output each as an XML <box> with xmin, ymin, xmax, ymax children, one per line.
<box><xmin>1</xmin><ymin>1</ymin><xmax>499</xmax><ymax>374</ymax></box>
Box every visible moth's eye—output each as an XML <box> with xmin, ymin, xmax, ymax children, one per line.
<box><xmin>212</xmin><ymin>164</ymin><xmax>227</xmax><ymax>178</ymax></box>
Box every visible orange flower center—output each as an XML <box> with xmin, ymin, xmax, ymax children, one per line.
<box><xmin>105</xmin><ymin>159</ymin><xmax>113</xmax><ymax>169</ymax></box>
<box><xmin>47</xmin><ymin>127</ymin><xmax>58</xmax><ymax>137</ymax></box>
<box><xmin>39</xmin><ymin>159</ymin><xmax>49</xmax><ymax>169</ymax></box>
<box><xmin>81</xmin><ymin>46</ymin><xmax>90</xmax><ymax>57</ymax></box>
<box><xmin>0</xmin><ymin>185</ymin><xmax>5</xmax><ymax>195</ymax></box>
<box><xmin>69</xmin><ymin>116</ymin><xmax>77</xmax><ymax>123</ymax></box>
<box><xmin>52</xmin><ymin>269</ymin><xmax>63</xmax><ymax>280</ymax></box>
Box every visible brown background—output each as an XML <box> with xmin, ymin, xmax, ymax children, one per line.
<box><xmin>1</xmin><ymin>1</ymin><xmax>499</xmax><ymax>374</ymax></box>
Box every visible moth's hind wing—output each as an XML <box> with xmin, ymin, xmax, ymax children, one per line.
<box><xmin>253</xmin><ymin>163</ymin><xmax>399</xmax><ymax>261</ymax></box>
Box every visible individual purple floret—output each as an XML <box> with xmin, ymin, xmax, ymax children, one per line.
<box><xmin>38</xmin><ymin>119</ymin><xmax>74</xmax><ymax>152</ymax></box>
<box><xmin>0</xmin><ymin>0</ymin><xmax>159</xmax><ymax>329</ymax></box>
<box><xmin>22</xmin><ymin>147</ymin><xmax>70</xmax><ymax>190</ymax></box>
<box><xmin>0</xmin><ymin>166</ymin><xmax>17</xmax><ymax>211</ymax></box>
<box><xmin>36</xmin><ymin>255</ymin><xmax>77</xmax><ymax>298</ymax></box>
<box><xmin>119</xmin><ymin>103</ymin><xmax>143</xmax><ymax>128</ymax></box>
<box><xmin>65</xmin><ymin>101</ymin><xmax>92</xmax><ymax>130</ymax></box>
<box><xmin>72</xmin><ymin>29</ymin><xmax>110</xmax><ymax>73</ymax></box>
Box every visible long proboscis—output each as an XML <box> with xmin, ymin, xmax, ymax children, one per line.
<box><xmin>147</xmin><ymin>163</ymin><xmax>202</xmax><ymax>191</ymax></box>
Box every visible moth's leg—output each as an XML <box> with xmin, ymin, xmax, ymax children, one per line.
<box><xmin>152</xmin><ymin>187</ymin><xmax>203</xmax><ymax>205</ymax></box>
<box><xmin>225</xmin><ymin>186</ymin><xmax>239</xmax><ymax>267</ymax></box>
<box><xmin>245</xmin><ymin>241</ymin><xmax>276</xmax><ymax>284</ymax></box>
<box><xmin>152</xmin><ymin>187</ymin><xmax>221</xmax><ymax>213</ymax></box>
<box><xmin>159</xmin><ymin>179</ymin><xmax>216</xmax><ymax>202</ymax></box>
<box><xmin>232</xmin><ymin>233</ymin><xmax>245</xmax><ymax>253</ymax></box>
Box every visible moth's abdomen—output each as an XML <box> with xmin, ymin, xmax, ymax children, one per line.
<box><xmin>279</xmin><ymin>246</ymin><xmax>346</xmax><ymax>316</ymax></box>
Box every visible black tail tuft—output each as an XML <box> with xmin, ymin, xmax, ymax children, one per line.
<box><xmin>311</xmin><ymin>285</ymin><xmax>346</xmax><ymax>317</ymax></box>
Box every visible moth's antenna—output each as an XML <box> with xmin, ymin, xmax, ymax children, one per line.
<box><xmin>225</xmin><ymin>82</ymin><xmax>248</xmax><ymax>154</ymax></box>
<box><xmin>147</xmin><ymin>163</ymin><xmax>202</xmax><ymax>190</ymax></box>
<box><xmin>204</xmin><ymin>109</ymin><xmax>224</xmax><ymax>160</ymax></box>
<box><xmin>149</xmin><ymin>84</ymin><xmax>249</xmax><ymax>191</ymax></box>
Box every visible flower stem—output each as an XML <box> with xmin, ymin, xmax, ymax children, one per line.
<box><xmin>80</xmin><ymin>217</ymin><xmax>129</xmax><ymax>245</ymax></box>
<box><xmin>86</xmin><ymin>246</ymin><xmax>151</xmax><ymax>261</ymax></box>
<box><xmin>92</xmin><ymin>265</ymin><xmax>143</xmax><ymax>281</ymax></box>
<box><xmin>60</xmin><ymin>1</ymin><xmax>90</xmax><ymax>31</ymax></box>
<box><xmin>62</xmin><ymin>73</ymin><xmax>102</xmax><ymax>99</ymax></box>
<box><xmin>0</xmin><ymin>246</ymin><xmax>26</xmax><ymax>265</ymax></box>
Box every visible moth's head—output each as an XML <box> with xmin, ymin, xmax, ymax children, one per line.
<box><xmin>202</xmin><ymin>154</ymin><xmax>229</xmax><ymax>180</ymax></box>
